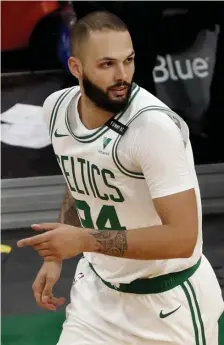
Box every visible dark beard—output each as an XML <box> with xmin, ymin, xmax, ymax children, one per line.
<box><xmin>82</xmin><ymin>74</ymin><xmax>132</xmax><ymax>114</ymax></box>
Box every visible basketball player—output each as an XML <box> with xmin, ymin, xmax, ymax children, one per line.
<box><xmin>17</xmin><ymin>11</ymin><xmax>224</xmax><ymax>345</ymax></box>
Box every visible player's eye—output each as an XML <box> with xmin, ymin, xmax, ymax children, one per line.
<box><xmin>100</xmin><ymin>61</ymin><xmax>113</xmax><ymax>68</ymax></box>
<box><xmin>126</xmin><ymin>56</ymin><xmax>134</xmax><ymax>64</ymax></box>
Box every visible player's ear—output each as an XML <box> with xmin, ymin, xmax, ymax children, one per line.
<box><xmin>68</xmin><ymin>57</ymin><xmax>82</xmax><ymax>80</ymax></box>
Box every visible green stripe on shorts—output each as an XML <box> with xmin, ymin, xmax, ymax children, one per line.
<box><xmin>181</xmin><ymin>282</ymin><xmax>200</xmax><ymax>345</ymax></box>
<box><xmin>186</xmin><ymin>280</ymin><xmax>206</xmax><ymax>345</ymax></box>
<box><xmin>181</xmin><ymin>280</ymin><xmax>207</xmax><ymax>345</ymax></box>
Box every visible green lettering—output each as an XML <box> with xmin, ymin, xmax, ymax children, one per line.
<box><xmin>77</xmin><ymin>158</ymin><xmax>89</xmax><ymax>195</ymax></box>
<box><xmin>71</xmin><ymin>157</ymin><xmax>84</xmax><ymax>195</ymax></box>
<box><xmin>75</xmin><ymin>199</ymin><xmax>94</xmax><ymax>228</ymax></box>
<box><xmin>87</xmin><ymin>160</ymin><xmax>96</xmax><ymax>198</ymax></box>
<box><xmin>75</xmin><ymin>199</ymin><xmax>126</xmax><ymax>231</ymax></box>
<box><xmin>102</xmin><ymin>169</ymin><xmax>124</xmax><ymax>203</ymax></box>
<box><xmin>61</xmin><ymin>156</ymin><xmax>76</xmax><ymax>192</ymax></box>
<box><xmin>96</xmin><ymin>205</ymin><xmax>126</xmax><ymax>230</ymax></box>
<box><xmin>91</xmin><ymin>164</ymin><xmax>109</xmax><ymax>201</ymax></box>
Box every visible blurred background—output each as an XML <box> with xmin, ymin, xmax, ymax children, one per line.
<box><xmin>1</xmin><ymin>2</ymin><xmax>224</xmax><ymax>345</ymax></box>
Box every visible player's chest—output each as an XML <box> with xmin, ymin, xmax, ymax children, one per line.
<box><xmin>53</xmin><ymin>130</ymin><xmax>128</xmax><ymax>192</ymax></box>
<box><xmin>53</xmin><ymin>128</ymin><xmax>119</xmax><ymax>168</ymax></box>
<box><xmin>52</xmin><ymin>128</ymin><xmax>148</xmax><ymax>207</ymax></box>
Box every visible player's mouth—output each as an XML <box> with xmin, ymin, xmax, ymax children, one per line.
<box><xmin>110</xmin><ymin>87</ymin><xmax>128</xmax><ymax>97</ymax></box>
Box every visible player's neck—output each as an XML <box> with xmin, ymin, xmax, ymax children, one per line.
<box><xmin>78</xmin><ymin>94</ymin><xmax>114</xmax><ymax>130</ymax></box>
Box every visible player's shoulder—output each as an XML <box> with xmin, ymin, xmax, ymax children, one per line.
<box><xmin>131</xmin><ymin>85</ymin><xmax>186</xmax><ymax>131</ymax></box>
<box><xmin>43</xmin><ymin>86</ymin><xmax>79</xmax><ymax>111</ymax></box>
<box><xmin>127</xmin><ymin>84</ymin><xmax>189</xmax><ymax>144</ymax></box>
<box><xmin>43</xmin><ymin>86</ymin><xmax>79</xmax><ymax>128</ymax></box>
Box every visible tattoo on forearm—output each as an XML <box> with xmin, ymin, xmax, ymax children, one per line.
<box><xmin>58</xmin><ymin>187</ymin><xmax>80</xmax><ymax>226</ymax></box>
<box><xmin>90</xmin><ymin>230</ymin><xmax>128</xmax><ymax>257</ymax></box>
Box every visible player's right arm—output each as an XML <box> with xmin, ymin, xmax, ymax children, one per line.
<box><xmin>58</xmin><ymin>186</ymin><xmax>80</xmax><ymax>226</ymax></box>
<box><xmin>32</xmin><ymin>185</ymin><xmax>80</xmax><ymax>311</ymax></box>
<box><xmin>32</xmin><ymin>90</ymin><xmax>77</xmax><ymax>311</ymax></box>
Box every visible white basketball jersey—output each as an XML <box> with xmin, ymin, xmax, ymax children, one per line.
<box><xmin>44</xmin><ymin>83</ymin><xmax>202</xmax><ymax>284</ymax></box>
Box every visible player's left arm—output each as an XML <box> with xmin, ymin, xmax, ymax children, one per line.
<box><xmin>87</xmin><ymin>188</ymin><xmax>197</xmax><ymax>259</ymax></box>
<box><xmin>86</xmin><ymin>112</ymin><xmax>198</xmax><ymax>260</ymax></box>
<box><xmin>17</xmin><ymin>112</ymin><xmax>199</xmax><ymax>260</ymax></box>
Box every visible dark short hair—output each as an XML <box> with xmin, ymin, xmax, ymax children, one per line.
<box><xmin>70</xmin><ymin>11</ymin><xmax>128</xmax><ymax>58</ymax></box>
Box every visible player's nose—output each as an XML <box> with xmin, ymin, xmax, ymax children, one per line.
<box><xmin>114</xmin><ymin>64</ymin><xmax>127</xmax><ymax>82</ymax></box>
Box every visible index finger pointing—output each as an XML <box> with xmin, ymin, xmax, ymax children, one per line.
<box><xmin>17</xmin><ymin>233</ymin><xmax>49</xmax><ymax>248</ymax></box>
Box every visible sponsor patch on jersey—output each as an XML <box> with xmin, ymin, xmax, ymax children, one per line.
<box><xmin>106</xmin><ymin>118</ymin><xmax>128</xmax><ymax>135</ymax></box>
<box><xmin>103</xmin><ymin>137</ymin><xmax>112</xmax><ymax>149</ymax></box>
<box><xmin>98</xmin><ymin>137</ymin><xmax>112</xmax><ymax>156</ymax></box>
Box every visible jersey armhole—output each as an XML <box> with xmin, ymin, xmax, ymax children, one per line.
<box><xmin>49</xmin><ymin>88</ymin><xmax>74</xmax><ymax>140</ymax></box>
<box><xmin>112</xmin><ymin>137</ymin><xmax>144</xmax><ymax>179</ymax></box>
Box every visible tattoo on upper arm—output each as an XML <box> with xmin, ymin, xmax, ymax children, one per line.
<box><xmin>58</xmin><ymin>187</ymin><xmax>80</xmax><ymax>226</ymax></box>
<box><xmin>90</xmin><ymin>230</ymin><xmax>128</xmax><ymax>257</ymax></box>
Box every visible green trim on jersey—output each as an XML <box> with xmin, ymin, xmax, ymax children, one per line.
<box><xmin>65</xmin><ymin>83</ymin><xmax>140</xmax><ymax>143</ymax></box>
<box><xmin>49</xmin><ymin>88</ymin><xmax>74</xmax><ymax>140</ymax></box>
<box><xmin>181</xmin><ymin>280</ymin><xmax>206</xmax><ymax>345</ymax></box>
<box><xmin>112</xmin><ymin>105</ymin><xmax>178</xmax><ymax>178</ymax></box>
<box><xmin>89</xmin><ymin>257</ymin><xmax>201</xmax><ymax>294</ymax></box>
<box><xmin>49</xmin><ymin>90</ymin><xmax>66</xmax><ymax>135</ymax></box>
